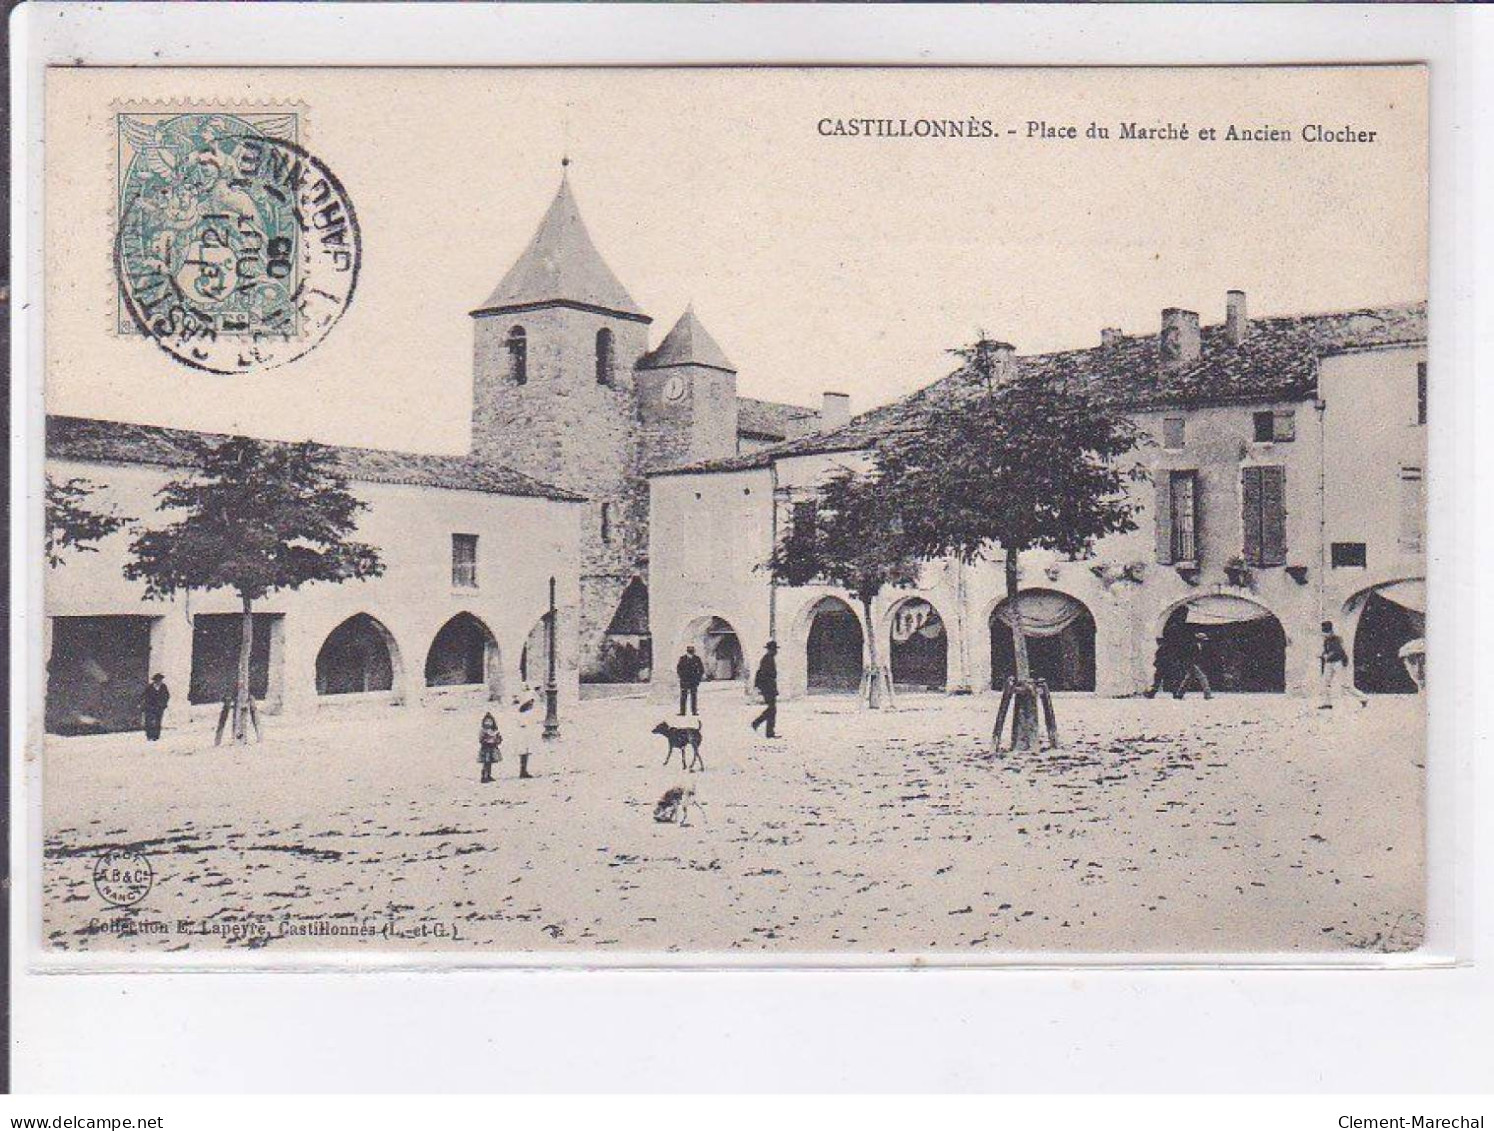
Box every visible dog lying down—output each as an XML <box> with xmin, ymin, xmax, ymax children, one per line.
<box><xmin>652</xmin><ymin>718</ymin><xmax>704</xmax><ymax>772</ymax></box>
<box><xmin>653</xmin><ymin>784</ymin><xmax>697</xmax><ymax>825</ymax></box>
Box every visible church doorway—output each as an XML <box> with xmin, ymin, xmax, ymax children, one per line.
<box><xmin>806</xmin><ymin>597</ymin><xmax>864</xmax><ymax>693</ymax></box>
<box><xmin>989</xmin><ymin>590</ymin><xmax>1096</xmax><ymax>692</ymax></box>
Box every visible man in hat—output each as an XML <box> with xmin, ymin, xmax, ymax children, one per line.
<box><xmin>141</xmin><ymin>673</ymin><xmax>170</xmax><ymax>741</ymax></box>
<box><xmin>1172</xmin><ymin>632</ymin><xmax>1213</xmax><ymax>700</ymax></box>
<box><xmin>750</xmin><ymin>641</ymin><xmax>780</xmax><ymax>738</ymax></box>
<box><xmin>676</xmin><ymin>644</ymin><xmax>705</xmax><ymax>717</ymax></box>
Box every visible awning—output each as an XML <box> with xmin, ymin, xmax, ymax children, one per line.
<box><xmin>1376</xmin><ymin>579</ymin><xmax>1425</xmax><ymax>615</ymax></box>
<box><xmin>892</xmin><ymin>599</ymin><xmax>944</xmax><ymax>642</ymax></box>
<box><xmin>996</xmin><ymin>591</ymin><xmax>1088</xmax><ymax>638</ymax></box>
<box><xmin>1183</xmin><ymin>595</ymin><xmax>1275</xmax><ymax>626</ymax></box>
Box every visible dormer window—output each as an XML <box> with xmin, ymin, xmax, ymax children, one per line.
<box><xmin>596</xmin><ymin>328</ymin><xmax>615</xmax><ymax>386</ymax></box>
<box><xmin>507</xmin><ymin>326</ymin><xmax>528</xmax><ymax>385</ymax></box>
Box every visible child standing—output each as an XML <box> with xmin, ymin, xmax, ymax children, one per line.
<box><xmin>512</xmin><ymin>689</ymin><xmax>537</xmax><ymax>779</ymax></box>
<box><xmin>478</xmin><ymin>712</ymin><xmax>502</xmax><ymax>783</ymax></box>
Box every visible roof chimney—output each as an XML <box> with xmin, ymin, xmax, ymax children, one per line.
<box><xmin>1226</xmin><ymin>290</ymin><xmax>1248</xmax><ymax>345</ymax></box>
<box><xmin>1159</xmin><ymin>308</ymin><xmax>1201</xmax><ymax>369</ymax></box>
<box><xmin>1101</xmin><ymin>327</ymin><xmax>1123</xmax><ymax>348</ymax></box>
<box><xmin>821</xmin><ymin>391</ymin><xmax>851</xmax><ymax>432</ymax></box>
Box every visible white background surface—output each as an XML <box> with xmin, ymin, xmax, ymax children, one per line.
<box><xmin>9</xmin><ymin>2</ymin><xmax>1491</xmax><ymax>1092</ymax></box>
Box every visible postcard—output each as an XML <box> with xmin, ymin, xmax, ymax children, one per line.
<box><xmin>37</xmin><ymin>64</ymin><xmax>1427</xmax><ymax>958</ymax></box>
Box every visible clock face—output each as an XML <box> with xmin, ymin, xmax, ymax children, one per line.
<box><xmin>663</xmin><ymin>375</ymin><xmax>687</xmax><ymax>403</ymax></box>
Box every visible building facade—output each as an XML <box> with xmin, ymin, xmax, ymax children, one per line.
<box><xmin>45</xmin><ymin>417</ymin><xmax>584</xmax><ymax>735</ymax></box>
<box><xmin>647</xmin><ymin>296</ymin><xmax>1427</xmax><ymax>701</ymax></box>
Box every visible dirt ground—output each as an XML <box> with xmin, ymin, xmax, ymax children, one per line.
<box><xmin>39</xmin><ymin>688</ymin><xmax>1425</xmax><ymax>957</ymax></box>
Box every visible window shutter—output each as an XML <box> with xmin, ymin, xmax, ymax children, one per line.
<box><xmin>1273</xmin><ymin>410</ymin><xmax>1296</xmax><ymax>442</ymax></box>
<box><xmin>1241</xmin><ymin>466</ymin><xmax>1262</xmax><ymax>565</ymax></box>
<box><xmin>1154</xmin><ymin>473</ymin><xmax>1173</xmax><ymax>564</ymax></box>
<box><xmin>1189</xmin><ymin>471</ymin><xmax>1202</xmax><ymax>558</ymax></box>
<box><xmin>1260</xmin><ymin>466</ymin><xmax>1287</xmax><ymax>565</ymax></box>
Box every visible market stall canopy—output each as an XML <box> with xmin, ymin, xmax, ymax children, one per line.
<box><xmin>1182</xmin><ymin>595</ymin><xmax>1275</xmax><ymax>625</ymax></box>
<box><xmin>1376</xmin><ymin>579</ymin><xmax>1425</xmax><ymax>615</ymax></box>
<box><xmin>995</xmin><ymin>591</ymin><xmax>1089</xmax><ymax>638</ymax></box>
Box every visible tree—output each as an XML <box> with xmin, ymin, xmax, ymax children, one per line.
<box><xmin>124</xmin><ymin>435</ymin><xmax>385</xmax><ymax>743</ymax></box>
<box><xmin>877</xmin><ymin>338</ymin><xmax>1143</xmax><ymax>749</ymax></box>
<box><xmin>45</xmin><ymin>475</ymin><xmax>131</xmax><ymax>567</ymax></box>
<box><xmin>765</xmin><ymin>465</ymin><xmax>924</xmax><ymax>708</ymax></box>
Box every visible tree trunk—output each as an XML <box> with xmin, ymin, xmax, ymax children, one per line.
<box><xmin>1005</xmin><ymin>546</ymin><xmax>1031</xmax><ymax>682</ymax></box>
<box><xmin>234</xmin><ymin>592</ymin><xmax>254</xmax><ymax>744</ymax></box>
<box><xmin>861</xmin><ymin>595</ymin><xmax>887</xmax><ymax>710</ymax></box>
<box><xmin>1003</xmin><ymin>545</ymin><xmax>1040</xmax><ymax>751</ymax></box>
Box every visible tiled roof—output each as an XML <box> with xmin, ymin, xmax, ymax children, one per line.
<box><xmin>472</xmin><ymin>176</ymin><xmax>647</xmax><ymax>321</ymax></box>
<box><xmin>735</xmin><ymin>396</ymin><xmax>821</xmax><ymax>441</ymax></box>
<box><xmin>640</xmin><ymin>305</ymin><xmax>735</xmax><ymax>373</ymax></box>
<box><xmin>658</xmin><ymin>301</ymin><xmax>1427</xmax><ymax>476</ymax></box>
<box><xmin>46</xmin><ymin>415</ymin><xmax>586</xmax><ymax>502</ymax></box>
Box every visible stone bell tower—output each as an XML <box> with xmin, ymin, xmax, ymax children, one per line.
<box><xmin>469</xmin><ymin>168</ymin><xmax>652</xmax><ymax>680</ymax></box>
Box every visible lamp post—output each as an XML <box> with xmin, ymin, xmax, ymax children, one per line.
<box><xmin>543</xmin><ymin>575</ymin><xmax>560</xmax><ymax>740</ymax></box>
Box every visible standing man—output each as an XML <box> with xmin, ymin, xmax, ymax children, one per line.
<box><xmin>1142</xmin><ymin>634</ymin><xmax>1175</xmax><ymax>699</ymax></box>
<box><xmin>1320</xmin><ymin>620</ymin><xmax>1368</xmax><ymax>709</ymax></box>
<box><xmin>141</xmin><ymin>673</ymin><xmax>170</xmax><ymax>741</ymax></box>
<box><xmin>676</xmin><ymin>644</ymin><xmax>705</xmax><ymax>717</ymax></box>
<box><xmin>750</xmin><ymin>641</ymin><xmax>780</xmax><ymax>738</ymax></box>
<box><xmin>1172</xmin><ymin>632</ymin><xmax>1213</xmax><ymax>700</ymax></box>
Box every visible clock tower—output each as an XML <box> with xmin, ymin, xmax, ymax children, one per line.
<box><xmin>636</xmin><ymin>304</ymin><xmax>740</xmax><ymax>469</ymax></box>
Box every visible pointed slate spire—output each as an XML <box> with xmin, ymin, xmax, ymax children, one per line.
<box><xmin>639</xmin><ymin>304</ymin><xmax>736</xmax><ymax>373</ymax></box>
<box><xmin>473</xmin><ymin>172</ymin><xmax>647</xmax><ymax>321</ymax></box>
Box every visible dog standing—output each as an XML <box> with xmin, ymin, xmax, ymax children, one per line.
<box><xmin>652</xmin><ymin>719</ymin><xmax>704</xmax><ymax>772</ymax></box>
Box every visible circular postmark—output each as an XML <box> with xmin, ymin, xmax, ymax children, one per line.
<box><xmin>115</xmin><ymin>114</ymin><xmax>361</xmax><ymax>374</ymax></box>
<box><xmin>93</xmin><ymin>849</ymin><xmax>154</xmax><ymax>908</ymax></box>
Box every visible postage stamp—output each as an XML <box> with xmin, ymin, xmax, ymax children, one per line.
<box><xmin>114</xmin><ymin>107</ymin><xmax>360</xmax><ymax>374</ymax></box>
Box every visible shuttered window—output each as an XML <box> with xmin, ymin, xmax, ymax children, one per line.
<box><xmin>1417</xmin><ymin>363</ymin><xmax>1427</xmax><ymax>425</ymax></box>
<box><xmin>1156</xmin><ymin>470</ymin><xmax>1198</xmax><ymax>564</ymax></box>
<box><xmin>1241</xmin><ymin>466</ymin><xmax>1287</xmax><ymax>566</ymax></box>
<box><xmin>451</xmin><ymin>534</ymin><xmax>478</xmax><ymax>589</ymax></box>
<box><xmin>1252</xmin><ymin>409</ymin><xmax>1295</xmax><ymax>442</ymax></box>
